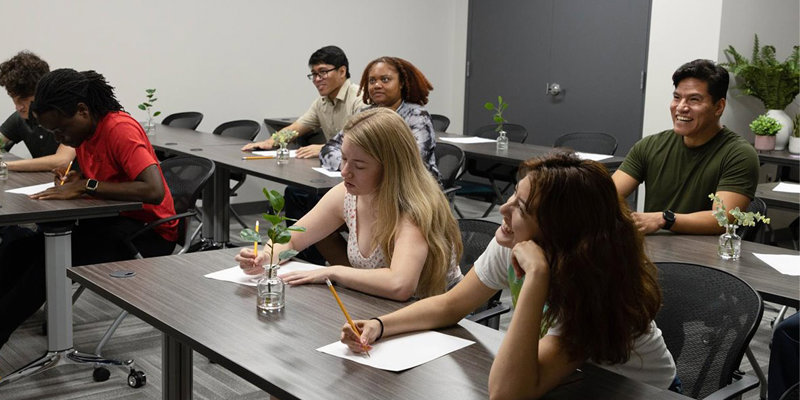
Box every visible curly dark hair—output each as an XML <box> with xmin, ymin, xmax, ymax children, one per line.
<box><xmin>518</xmin><ymin>152</ymin><xmax>662</xmax><ymax>364</ymax></box>
<box><xmin>0</xmin><ymin>51</ymin><xmax>50</xmax><ymax>98</ymax></box>
<box><xmin>31</xmin><ymin>68</ymin><xmax>123</xmax><ymax>120</ymax></box>
<box><xmin>672</xmin><ymin>59</ymin><xmax>729</xmax><ymax>103</ymax></box>
<box><xmin>359</xmin><ymin>56</ymin><xmax>433</xmax><ymax>106</ymax></box>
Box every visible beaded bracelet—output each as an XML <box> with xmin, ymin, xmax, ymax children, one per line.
<box><xmin>370</xmin><ymin>317</ymin><xmax>384</xmax><ymax>341</ymax></box>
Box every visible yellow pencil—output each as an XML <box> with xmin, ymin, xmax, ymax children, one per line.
<box><xmin>325</xmin><ymin>278</ymin><xmax>370</xmax><ymax>356</ymax></box>
<box><xmin>242</xmin><ymin>156</ymin><xmax>275</xmax><ymax>160</ymax></box>
<box><xmin>60</xmin><ymin>160</ymin><xmax>73</xmax><ymax>185</ymax></box>
<box><xmin>253</xmin><ymin>221</ymin><xmax>259</xmax><ymax>257</ymax></box>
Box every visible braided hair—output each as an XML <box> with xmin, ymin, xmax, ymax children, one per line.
<box><xmin>31</xmin><ymin>68</ymin><xmax>123</xmax><ymax>119</ymax></box>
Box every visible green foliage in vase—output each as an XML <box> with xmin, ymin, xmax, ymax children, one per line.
<box><xmin>137</xmin><ymin>88</ymin><xmax>161</xmax><ymax>121</ymax></box>
<box><xmin>749</xmin><ymin>114</ymin><xmax>782</xmax><ymax>136</ymax></box>
<box><xmin>271</xmin><ymin>129</ymin><xmax>299</xmax><ymax>145</ymax></box>
<box><xmin>240</xmin><ymin>189</ymin><xmax>306</xmax><ymax>271</ymax></box>
<box><xmin>793</xmin><ymin>113</ymin><xmax>800</xmax><ymax>138</ymax></box>
<box><xmin>722</xmin><ymin>34</ymin><xmax>800</xmax><ymax>110</ymax></box>
<box><xmin>484</xmin><ymin>96</ymin><xmax>508</xmax><ymax>132</ymax></box>
<box><xmin>709</xmin><ymin>193</ymin><xmax>770</xmax><ymax>227</ymax></box>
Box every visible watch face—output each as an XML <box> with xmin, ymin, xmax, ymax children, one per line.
<box><xmin>87</xmin><ymin>179</ymin><xmax>99</xmax><ymax>191</ymax></box>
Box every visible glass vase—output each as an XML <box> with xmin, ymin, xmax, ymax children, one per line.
<box><xmin>145</xmin><ymin>117</ymin><xmax>156</xmax><ymax>136</ymax></box>
<box><xmin>496</xmin><ymin>129</ymin><xmax>508</xmax><ymax>151</ymax></box>
<box><xmin>718</xmin><ymin>224</ymin><xmax>741</xmax><ymax>260</ymax></box>
<box><xmin>276</xmin><ymin>142</ymin><xmax>290</xmax><ymax>165</ymax></box>
<box><xmin>257</xmin><ymin>266</ymin><xmax>285</xmax><ymax>312</ymax></box>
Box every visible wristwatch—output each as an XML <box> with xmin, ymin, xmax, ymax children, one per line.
<box><xmin>85</xmin><ymin>178</ymin><xmax>99</xmax><ymax>194</ymax></box>
<box><xmin>662</xmin><ymin>209</ymin><xmax>676</xmax><ymax>230</ymax></box>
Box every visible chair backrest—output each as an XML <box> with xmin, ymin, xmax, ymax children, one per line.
<box><xmin>431</xmin><ymin>114</ymin><xmax>451</xmax><ymax>132</ymax></box>
<box><xmin>473</xmin><ymin>123</ymin><xmax>528</xmax><ymax>143</ymax></box>
<box><xmin>160</xmin><ymin>157</ymin><xmax>215</xmax><ymax>246</ymax></box>
<box><xmin>162</xmin><ymin>112</ymin><xmax>204</xmax><ymax>130</ymax></box>
<box><xmin>435</xmin><ymin>142</ymin><xmax>465</xmax><ymax>190</ymax></box>
<box><xmin>213</xmin><ymin>119</ymin><xmax>261</xmax><ymax>140</ymax></box>
<box><xmin>553</xmin><ymin>131</ymin><xmax>618</xmax><ymax>155</ymax></box>
<box><xmin>457</xmin><ymin>219</ymin><xmax>500</xmax><ymax>276</ymax></box>
<box><xmin>654</xmin><ymin>262</ymin><xmax>763</xmax><ymax>399</ymax></box>
<box><xmin>738</xmin><ymin>197</ymin><xmax>768</xmax><ymax>242</ymax></box>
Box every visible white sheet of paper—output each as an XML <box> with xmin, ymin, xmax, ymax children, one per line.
<box><xmin>204</xmin><ymin>261</ymin><xmax>324</xmax><ymax>287</ymax></box>
<box><xmin>5</xmin><ymin>182</ymin><xmax>55</xmax><ymax>195</ymax></box>
<box><xmin>439</xmin><ymin>136</ymin><xmax>497</xmax><ymax>144</ymax></box>
<box><xmin>575</xmin><ymin>152</ymin><xmax>613</xmax><ymax>161</ymax></box>
<box><xmin>772</xmin><ymin>182</ymin><xmax>800</xmax><ymax>194</ymax></box>
<box><xmin>252</xmin><ymin>150</ymin><xmax>298</xmax><ymax>158</ymax></box>
<box><xmin>752</xmin><ymin>253</ymin><xmax>800</xmax><ymax>276</ymax></box>
<box><xmin>316</xmin><ymin>330</ymin><xmax>474</xmax><ymax>372</ymax></box>
<box><xmin>312</xmin><ymin>167</ymin><xmax>341</xmax><ymax>178</ymax></box>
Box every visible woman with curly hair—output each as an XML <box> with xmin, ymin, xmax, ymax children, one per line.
<box><xmin>320</xmin><ymin>56</ymin><xmax>439</xmax><ymax>182</ymax></box>
<box><xmin>341</xmin><ymin>152</ymin><xmax>678</xmax><ymax>398</ymax></box>
<box><xmin>237</xmin><ymin>108</ymin><xmax>462</xmax><ymax>300</ymax></box>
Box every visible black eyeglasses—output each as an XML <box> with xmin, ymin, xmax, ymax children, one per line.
<box><xmin>307</xmin><ymin>67</ymin><xmax>338</xmax><ymax>81</ymax></box>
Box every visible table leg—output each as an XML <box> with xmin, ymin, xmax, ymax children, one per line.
<box><xmin>163</xmin><ymin>333</ymin><xmax>193</xmax><ymax>400</ymax></box>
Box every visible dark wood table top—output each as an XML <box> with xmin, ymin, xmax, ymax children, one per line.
<box><xmin>437</xmin><ymin>133</ymin><xmax>625</xmax><ymax>168</ymax></box>
<box><xmin>756</xmin><ymin>182</ymin><xmax>800</xmax><ymax>210</ymax></box>
<box><xmin>0</xmin><ymin>156</ymin><xmax>141</xmax><ymax>225</ymax></box>
<box><xmin>645</xmin><ymin>234</ymin><xmax>800</xmax><ymax>307</ymax></box>
<box><xmin>757</xmin><ymin>148</ymin><xmax>800</xmax><ymax>169</ymax></box>
<box><xmin>147</xmin><ymin>124</ymin><xmax>250</xmax><ymax>147</ymax></box>
<box><xmin>68</xmin><ymin>249</ymin><xmax>686</xmax><ymax>400</ymax></box>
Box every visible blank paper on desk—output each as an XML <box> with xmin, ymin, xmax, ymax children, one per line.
<box><xmin>317</xmin><ymin>330</ymin><xmax>474</xmax><ymax>371</ymax></box>
<box><xmin>204</xmin><ymin>262</ymin><xmax>323</xmax><ymax>287</ymax></box>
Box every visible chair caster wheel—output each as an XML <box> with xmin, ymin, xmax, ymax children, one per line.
<box><xmin>128</xmin><ymin>368</ymin><xmax>146</xmax><ymax>388</ymax></box>
<box><xmin>93</xmin><ymin>366</ymin><xmax>110</xmax><ymax>382</ymax></box>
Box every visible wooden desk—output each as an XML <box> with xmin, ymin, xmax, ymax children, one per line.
<box><xmin>0</xmin><ymin>162</ymin><xmax>141</xmax><ymax>386</ymax></box>
<box><xmin>756</xmin><ymin>182</ymin><xmax>800</xmax><ymax>211</ymax></box>
<box><xmin>645</xmin><ymin>234</ymin><xmax>800</xmax><ymax>308</ymax></box>
<box><xmin>68</xmin><ymin>249</ymin><xmax>685</xmax><ymax>400</ymax></box>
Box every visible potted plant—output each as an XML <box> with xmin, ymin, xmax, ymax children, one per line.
<box><xmin>709</xmin><ymin>193</ymin><xmax>770</xmax><ymax>260</ymax></box>
<box><xmin>240</xmin><ymin>189</ymin><xmax>305</xmax><ymax>312</ymax></box>
<box><xmin>750</xmin><ymin>114</ymin><xmax>782</xmax><ymax>151</ymax></box>
<box><xmin>137</xmin><ymin>88</ymin><xmax>161</xmax><ymax>135</ymax></box>
<box><xmin>722</xmin><ymin>35</ymin><xmax>799</xmax><ymax>150</ymax></box>
<box><xmin>484</xmin><ymin>96</ymin><xmax>509</xmax><ymax>151</ymax></box>
<box><xmin>790</xmin><ymin>113</ymin><xmax>800</xmax><ymax>154</ymax></box>
<box><xmin>271</xmin><ymin>129</ymin><xmax>298</xmax><ymax>165</ymax></box>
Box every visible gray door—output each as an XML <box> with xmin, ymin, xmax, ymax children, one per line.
<box><xmin>465</xmin><ymin>0</ymin><xmax>651</xmax><ymax>155</ymax></box>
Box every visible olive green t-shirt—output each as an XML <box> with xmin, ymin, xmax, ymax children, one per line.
<box><xmin>618</xmin><ymin>127</ymin><xmax>759</xmax><ymax>213</ymax></box>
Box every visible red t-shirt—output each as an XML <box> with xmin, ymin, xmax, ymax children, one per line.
<box><xmin>76</xmin><ymin>111</ymin><xmax>177</xmax><ymax>242</ymax></box>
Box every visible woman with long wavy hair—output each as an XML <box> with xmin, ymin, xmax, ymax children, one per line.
<box><xmin>236</xmin><ymin>107</ymin><xmax>462</xmax><ymax>300</ymax></box>
<box><xmin>341</xmin><ymin>152</ymin><xmax>678</xmax><ymax>398</ymax></box>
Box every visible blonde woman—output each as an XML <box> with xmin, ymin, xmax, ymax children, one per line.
<box><xmin>236</xmin><ymin>108</ymin><xmax>462</xmax><ymax>300</ymax></box>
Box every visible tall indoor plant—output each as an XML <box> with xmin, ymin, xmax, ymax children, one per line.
<box><xmin>790</xmin><ymin>113</ymin><xmax>800</xmax><ymax>154</ymax></box>
<box><xmin>722</xmin><ymin>35</ymin><xmax>800</xmax><ymax>150</ymax></box>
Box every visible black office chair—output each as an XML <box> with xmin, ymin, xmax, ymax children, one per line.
<box><xmin>431</xmin><ymin>114</ymin><xmax>451</xmax><ymax>132</ymax></box>
<box><xmin>213</xmin><ymin>120</ymin><xmax>261</xmax><ymax>229</ymax></box>
<box><xmin>654</xmin><ymin>262</ymin><xmax>763</xmax><ymax>399</ymax></box>
<box><xmin>458</xmin><ymin>219</ymin><xmax>511</xmax><ymax>329</ymax></box>
<box><xmin>455</xmin><ymin>123</ymin><xmax>528</xmax><ymax>217</ymax></box>
<box><xmin>434</xmin><ymin>142</ymin><xmax>465</xmax><ymax>211</ymax></box>
<box><xmin>162</xmin><ymin>111</ymin><xmax>204</xmax><ymax>130</ymax></box>
<box><xmin>553</xmin><ymin>131</ymin><xmax>618</xmax><ymax>155</ymax></box>
<box><xmin>88</xmin><ymin>156</ymin><xmax>216</xmax><ymax>383</ymax></box>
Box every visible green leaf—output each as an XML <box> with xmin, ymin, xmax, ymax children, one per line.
<box><xmin>138</xmin><ymin>104</ymin><xmax>146</xmax><ymax>111</ymax></box>
<box><xmin>266</xmin><ymin>189</ymin><xmax>285</xmax><ymax>213</ymax></box>
<box><xmin>484</xmin><ymin>102</ymin><xmax>494</xmax><ymax>111</ymax></box>
<box><xmin>273</xmin><ymin>229</ymin><xmax>292</xmax><ymax>244</ymax></box>
<box><xmin>239</xmin><ymin>228</ymin><xmax>262</xmax><ymax>242</ymax></box>
<box><xmin>498</xmin><ymin>95</ymin><xmax>503</xmax><ymax>104</ymax></box>
<box><xmin>287</xmin><ymin>225</ymin><xmax>306</xmax><ymax>232</ymax></box>
<box><xmin>153</xmin><ymin>111</ymin><xmax>161</xmax><ymax>117</ymax></box>
<box><xmin>146</xmin><ymin>89</ymin><xmax>156</xmax><ymax>94</ymax></box>
<box><xmin>262</xmin><ymin>213</ymin><xmax>283</xmax><ymax>225</ymax></box>
<box><xmin>278</xmin><ymin>249</ymin><xmax>299</xmax><ymax>261</ymax></box>
<box><xmin>493</xmin><ymin>115</ymin><xmax>504</xmax><ymax>124</ymax></box>
<box><xmin>143</xmin><ymin>102</ymin><xmax>152</xmax><ymax>107</ymax></box>
<box><xmin>150</xmin><ymin>98</ymin><xmax>158</xmax><ymax>102</ymax></box>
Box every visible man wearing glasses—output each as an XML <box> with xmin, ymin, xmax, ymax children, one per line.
<box><xmin>242</xmin><ymin>45</ymin><xmax>364</xmax><ymax>158</ymax></box>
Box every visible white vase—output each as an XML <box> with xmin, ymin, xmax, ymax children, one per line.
<box><xmin>789</xmin><ymin>136</ymin><xmax>800</xmax><ymax>155</ymax></box>
<box><xmin>766</xmin><ymin>109</ymin><xmax>792</xmax><ymax>151</ymax></box>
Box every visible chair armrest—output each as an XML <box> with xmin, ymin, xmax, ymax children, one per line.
<box><xmin>702</xmin><ymin>374</ymin><xmax>759</xmax><ymax>400</ymax></box>
<box><xmin>466</xmin><ymin>303</ymin><xmax>511</xmax><ymax>325</ymax></box>
<box><xmin>126</xmin><ymin>210</ymin><xmax>197</xmax><ymax>242</ymax></box>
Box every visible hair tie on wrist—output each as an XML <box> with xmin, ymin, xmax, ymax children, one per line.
<box><xmin>370</xmin><ymin>317</ymin><xmax>384</xmax><ymax>341</ymax></box>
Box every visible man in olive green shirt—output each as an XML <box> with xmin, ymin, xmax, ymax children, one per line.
<box><xmin>242</xmin><ymin>45</ymin><xmax>364</xmax><ymax>159</ymax></box>
<box><xmin>613</xmin><ymin>59</ymin><xmax>759</xmax><ymax>234</ymax></box>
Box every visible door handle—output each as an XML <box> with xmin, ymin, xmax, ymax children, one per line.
<box><xmin>546</xmin><ymin>82</ymin><xmax>561</xmax><ymax>96</ymax></box>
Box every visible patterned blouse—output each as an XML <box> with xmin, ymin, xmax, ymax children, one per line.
<box><xmin>319</xmin><ymin>102</ymin><xmax>441</xmax><ymax>183</ymax></box>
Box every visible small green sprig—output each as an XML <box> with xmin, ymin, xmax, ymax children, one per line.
<box><xmin>271</xmin><ymin>129</ymin><xmax>298</xmax><ymax>145</ymax></box>
<box><xmin>749</xmin><ymin>114</ymin><xmax>782</xmax><ymax>136</ymax></box>
<box><xmin>708</xmin><ymin>193</ymin><xmax>770</xmax><ymax>227</ymax></box>
<box><xmin>484</xmin><ymin>96</ymin><xmax>508</xmax><ymax>132</ymax></box>
<box><xmin>137</xmin><ymin>88</ymin><xmax>161</xmax><ymax>120</ymax></box>
<box><xmin>240</xmin><ymin>189</ymin><xmax>306</xmax><ymax>271</ymax></box>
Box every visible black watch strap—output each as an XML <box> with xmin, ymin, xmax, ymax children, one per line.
<box><xmin>662</xmin><ymin>209</ymin><xmax>675</xmax><ymax>230</ymax></box>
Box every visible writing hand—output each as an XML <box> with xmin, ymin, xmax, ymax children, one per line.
<box><xmin>235</xmin><ymin>247</ymin><xmax>267</xmax><ymax>275</ymax></box>
<box><xmin>340</xmin><ymin>319</ymin><xmax>380</xmax><ymax>353</ymax></box>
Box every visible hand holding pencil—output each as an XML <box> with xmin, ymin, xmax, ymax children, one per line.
<box><xmin>326</xmin><ymin>279</ymin><xmax>371</xmax><ymax>356</ymax></box>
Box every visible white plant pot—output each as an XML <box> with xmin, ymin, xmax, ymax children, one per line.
<box><xmin>766</xmin><ymin>109</ymin><xmax>792</xmax><ymax>151</ymax></box>
<box><xmin>789</xmin><ymin>136</ymin><xmax>800</xmax><ymax>155</ymax></box>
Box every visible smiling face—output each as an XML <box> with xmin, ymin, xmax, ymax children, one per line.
<box><xmin>496</xmin><ymin>177</ymin><xmax>541</xmax><ymax>248</ymax></box>
<box><xmin>35</xmin><ymin>103</ymin><xmax>95</xmax><ymax>147</ymax></box>
<box><xmin>670</xmin><ymin>77</ymin><xmax>725</xmax><ymax>145</ymax></box>
<box><xmin>340</xmin><ymin>136</ymin><xmax>383</xmax><ymax>196</ymax></box>
<box><xmin>11</xmin><ymin>94</ymin><xmax>34</xmax><ymax>120</ymax></box>
<box><xmin>367</xmin><ymin>62</ymin><xmax>403</xmax><ymax>109</ymax></box>
<box><xmin>310</xmin><ymin>63</ymin><xmax>347</xmax><ymax>100</ymax></box>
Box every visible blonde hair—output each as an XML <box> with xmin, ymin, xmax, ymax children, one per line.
<box><xmin>342</xmin><ymin>108</ymin><xmax>462</xmax><ymax>297</ymax></box>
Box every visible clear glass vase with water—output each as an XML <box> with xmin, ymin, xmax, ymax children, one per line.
<box><xmin>257</xmin><ymin>266</ymin><xmax>285</xmax><ymax>312</ymax></box>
